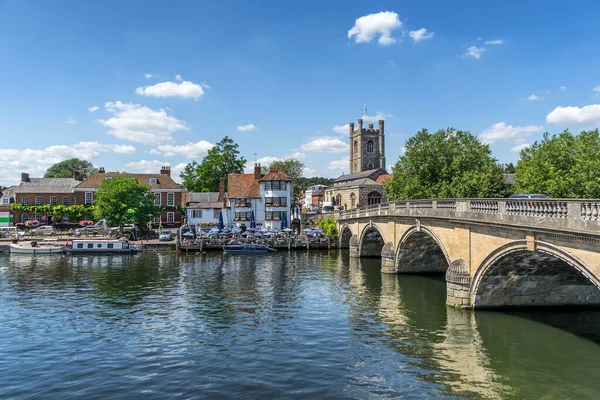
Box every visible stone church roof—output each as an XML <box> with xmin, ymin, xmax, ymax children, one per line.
<box><xmin>333</xmin><ymin>168</ymin><xmax>387</xmax><ymax>184</ymax></box>
<box><xmin>333</xmin><ymin>177</ymin><xmax>381</xmax><ymax>188</ymax></box>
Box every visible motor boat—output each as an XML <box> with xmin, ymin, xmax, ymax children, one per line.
<box><xmin>66</xmin><ymin>239</ymin><xmax>141</xmax><ymax>254</ymax></box>
<box><xmin>10</xmin><ymin>239</ymin><xmax>66</xmax><ymax>254</ymax></box>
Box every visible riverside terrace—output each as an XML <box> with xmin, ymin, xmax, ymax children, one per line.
<box><xmin>335</xmin><ymin>198</ymin><xmax>600</xmax><ymax>309</ymax></box>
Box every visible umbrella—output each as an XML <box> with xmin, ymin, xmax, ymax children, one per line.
<box><xmin>183</xmin><ymin>231</ymin><xmax>195</xmax><ymax>237</ymax></box>
<box><xmin>250</xmin><ymin>211</ymin><xmax>256</xmax><ymax>229</ymax></box>
<box><xmin>283</xmin><ymin>228</ymin><xmax>293</xmax><ymax>232</ymax></box>
<box><xmin>217</xmin><ymin>211</ymin><xmax>224</xmax><ymax>231</ymax></box>
<box><xmin>281</xmin><ymin>211</ymin><xmax>287</xmax><ymax>230</ymax></box>
<box><xmin>314</xmin><ymin>227</ymin><xmax>324</xmax><ymax>233</ymax></box>
<box><xmin>209</xmin><ymin>227</ymin><xmax>220</xmax><ymax>234</ymax></box>
<box><xmin>241</xmin><ymin>231</ymin><xmax>251</xmax><ymax>236</ymax></box>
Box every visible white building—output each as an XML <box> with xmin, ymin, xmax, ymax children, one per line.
<box><xmin>304</xmin><ymin>184</ymin><xmax>328</xmax><ymax>210</ymax></box>
<box><xmin>227</xmin><ymin>164</ymin><xmax>292</xmax><ymax>230</ymax></box>
<box><xmin>185</xmin><ymin>192</ymin><xmax>226</xmax><ymax>227</ymax></box>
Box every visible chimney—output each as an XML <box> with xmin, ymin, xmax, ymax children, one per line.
<box><xmin>357</xmin><ymin>118</ymin><xmax>363</xmax><ymax>132</ymax></box>
<box><xmin>21</xmin><ymin>173</ymin><xmax>30</xmax><ymax>183</ymax></box>
<box><xmin>219</xmin><ymin>177</ymin><xmax>226</xmax><ymax>206</ymax></box>
<box><xmin>74</xmin><ymin>170</ymin><xmax>80</xmax><ymax>181</ymax></box>
<box><xmin>254</xmin><ymin>163</ymin><xmax>262</xmax><ymax>181</ymax></box>
<box><xmin>160</xmin><ymin>166</ymin><xmax>171</xmax><ymax>177</ymax></box>
<box><xmin>99</xmin><ymin>167</ymin><xmax>105</xmax><ymax>173</ymax></box>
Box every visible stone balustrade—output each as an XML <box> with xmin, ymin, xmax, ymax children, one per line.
<box><xmin>338</xmin><ymin>198</ymin><xmax>600</xmax><ymax>236</ymax></box>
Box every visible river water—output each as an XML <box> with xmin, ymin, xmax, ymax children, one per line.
<box><xmin>1</xmin><ymin>251</ymin><xmax>600</xmax><ymax>399</ymax></box>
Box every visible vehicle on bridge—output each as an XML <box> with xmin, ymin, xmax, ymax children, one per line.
<box><xmin>508</xmin><ymin>193</ymin><xmax>549</xmax><ymax>199</ymax></box>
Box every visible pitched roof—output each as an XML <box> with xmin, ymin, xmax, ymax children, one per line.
<box><xmin>14</xmin><ymin>178</ymin><xmax>80</xmax><ymax>193</ymax></box>
<box><xmin>188</xmin><ymin>192</ymin><xmax>220</xmax><ymax>203</ymax></box>
<box><xmin>260</xmin><ymin>170</ymin><xmax>292</xmax><ymax>181</ymax></box>
<box><xmin>333</xmin><ymin>168</ymin><xmax>386</xmax><ymax>183</ymax></box>
<box><xmin>376</xmin><ymin>174</ymin><xmax>393</xmax><ymax>184</ymax></box>
<box><xmin>332</xmin><ymin>177</ymin><xmax>381</xmax><ymax>188</ymax></box>
<box><xmin>228</xmin><ymin>173</ymin><xmax>261</xmax><ymax>198</ymax></box>
<box><xmin>76</xmin><ymin>172</ymin><xmax>180</xmax><ymax>190</ymax></box>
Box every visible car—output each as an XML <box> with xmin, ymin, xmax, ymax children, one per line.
<box><xmin>82</xmin><ymin>225</ymin><xmax>99</xmax><ymax>234</ymax></box>
<box><xmin>31</xmin><ymin>225</ymin><xmax>55</xmax><ymax>236</ymax></box>
<box><xmin>159</xmin><ymin>230</ymin><xmax>173</xmax><ymax>241</ymax></box>
<box><xmin>508</xmin><ymin>194</ymin><xmax>550</xmax><ymax>199</ymax></box>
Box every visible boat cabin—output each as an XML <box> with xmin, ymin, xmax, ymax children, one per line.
<box><xmin>71</xmin><ymin>239</ymin><xmax>129</xmax><ymax>251</ymax></box>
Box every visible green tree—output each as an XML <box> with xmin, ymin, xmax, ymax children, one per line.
<box><xmin>44</xmin><ymin>158</ymin><xmax>97</xmax><ymax>179</ymax></box>
<box><xmin>316</xmin><ymin>217</ymin><xmax>338</xmax><ymax>239</ymax></box>
<box><xmin>93</xmin><ymin>177</ymin><xmax>158</xmax><ymax>229</ymax></box>
<box><xmin>294</xmin><ymin>177</ymin><xmax>335</xmax><ymax>193</ymax></box>
<box><xmin>268</xmin><ymin>159</ymin><xmax>305</xmax><ymax>182</ymax></box>
<box><xmin>385</xmin><ymin>128</ymin><xmax>508</xmax><ymax>200</ymax></box>
<box><xmin>514</xmin><ymin>129</ymin><xmax>600</xmax><ymax>198</ymax></box>
<box><xmin>504</xmin><ymin>163</ymin><xmax>516</xmax><ymax>174</ymax></box>
<box><xmin>180</xmin><ymin>136</ymin><xmax>246</xmax><ymax>192</ymax></box>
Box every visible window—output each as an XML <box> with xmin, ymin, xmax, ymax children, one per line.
<box><xmin>21</xmin><ymin>213</ymin><xmax>29</xmax><ymax>223</ymax></box>
<box><xmin>77</xmin><ymin>243</ymin><xmax>83</xmax><ymax>249</ymax></box>
<box><xmin>62</xmin><ymin>197</ymin><xmax>69</xmax><ymax>205</ymax></box>
<box><xmin>167</xmin><ymin>212</ymin><xmax>174</xmax><ymax>223</ymax></box>
<box><xmin>192</xmin><ymin>210</ymin><xmax>202</xmax><ymax>218</ymax></box>
<box><xmin>155</xmin><ymin>193</ymin><xmax>161</xmax><ymax>206</ymax></box>
<box><xmin>265</xmin><ymin>197</ymin><xmax>287</xmax><ymax>207</ymax></box>
<box><xmin>97</xmin><ymin>244</ymin><xmax>102</xmax><ymax>248</ymax></box>
<box><xmin>264</xmin><ymin>181</ymin><xmax>271</xmax><ymax>190</ymax></box>
<box><xmin>167</xmin><ymin>192</ymin><xmax>174</xmax><ymax>206</ymax></box>
<box><xmin>367</xmin><ymin>191</ymin><xmax>383</xmax><ymax>205</ymax></box>
<box><xmin>50</xmin><ymin>196</ymin><xmax>57</xmax><ymax>206</ymax></box>
<box><xmin>234</xmin><ymin>211</ymin><xmax>251</xmax><ymax>221</ymax></box>
<box><xmin>22</xmin><ymin>197</ymin><xmax>29</xmax><ymax>205</ymax></box>
<box><xmin>265</xmin><ymin>211</ymin><xmax>281</xmax><ymax>221</ymax></box>
<box><xmin>1</xmin><ymin>198</ymin><xmax>9</xmax><ymax>205</ymax></box>
<box><xmin>88</xmin><ymin>243</ymin><xmax>94</xmax><ymax>249</ymax></box>
<box><xmin>35</xmin><ymin>196</ymin><xmax>42</xmax><ymax>205</ymax></box>
<box><xmin>153</xmin><ymin>215</ymin><xmax>161</xmax><ymax>224</ymax></box>
<box><xmin>366</xmin><ymin>140</ymin><xmax>375</xmax><ymax>153</ymax></box>
<box><xmin>85</xmin><ymin>192</ymin><xmax>93</xmax><ymax>204</ymax></box>
<box><xmin>149</xmin><ymin>178</ymin><xmax>157</xmax><ymax>184</ymax></box>
<box><xmin>35</xmin><ymin>213</ymin><xmax>43</xmax><ymax>222</ymax></box>
<box><xmin>265</xmin><ymin>181</ymin><xmax>284</xmax><ymax>191</ymax></box>
<box><xmin>354</xmin><ymin>140</ymin><xmax>358</xmax><ymax>153</ymax></box>
<box><xmin>214</xmin><ymin>209</ymin><xmax>220</xmax><ymax>219</ymax></box>
<box><xmin>234</xmin><ymin>198</ymin><xmax>251</xmax><ymax>207</ymax></box>
<box><xmin>108</xmin><ymin>243</ymin><xmax>113</xmax><ymax>249</ymax></box>
<box><xmin>367</xmin><ymin>163</ymin><xmax>374</xmax><ymax>170</ymax></box>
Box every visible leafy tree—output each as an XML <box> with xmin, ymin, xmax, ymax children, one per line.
<box><xmin>294</xmin><ymin>177</ymin><xmax>335</xmax><ymax>193</ymax></box>
<box><xmin>504</xmin><ymin>163</ymin><xmax>516</xmax><ymax>174</ymax></box>
<box><xmin>180</xmin><ymin>137</ymin><xmax>246</xmax><ymax>192</ymax></box>
<box><xmin>514</xmin><ymin>129</ymin><xmax>600</xmax><ymax>198</ymax></box>
<box><xmin>44</xmin><ymin>158</ymin><xmax>97</xmax><ymax>179</ymax></box>
<box><xmin>316</xmin><ymin>217</ymin><xmax>338</xmax><ymax>239</ymax></box>
<box><xmin>268</xmin><ymin>159</ymin><xmax>305</xmax><ymax>182</ymax></box>
<box><xmin>385</xmin><ymin>128</ymin><xmax>508</xmax><ymax>200</ymax></box>
<box><xmin>93</xmin><ymin>177</ymin><xmax>158</xmax><ymax>229</ymax></box>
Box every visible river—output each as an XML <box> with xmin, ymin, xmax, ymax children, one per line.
<box><xmin>0</xmin><ymin>251</ymin><xmax>599</xmax><ymax>399</ymax></box>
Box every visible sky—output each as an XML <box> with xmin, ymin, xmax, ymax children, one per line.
<box><xmin>1</xmin><ymin>0</ymin><xmax>600</xmax><ymax>185</ymax></box>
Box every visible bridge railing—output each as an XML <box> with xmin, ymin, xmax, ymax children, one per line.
<box><xmin>338</xmin><ymin>199</ymin><xmax>600</xmax><ymax>235</ymax></box>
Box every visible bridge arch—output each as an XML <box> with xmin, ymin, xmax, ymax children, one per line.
<box><xmin>339</xmin><ymin>224</ymin><xmax>353</xmax><ymax>249</ymax></box>
<box><xmin>471</xmin><ymin>241</ymin><xmax>600</xmax><ymax>308</ymax></box>
<box><xmin>395</xmin><ymin>225</ymin><xmax>451</xmax><ymax>274</ymax></box>
<box><xmin>358</xmin><ymin>223</ymin><xmax>386</xmax><ymax>258</ymax></box>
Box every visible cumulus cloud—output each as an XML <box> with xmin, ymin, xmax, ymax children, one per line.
<box><xmin>67</xmin><ymin>118</ymin><xmax>76</xmax><ymax>124</ymax></box>
<box><xmin>546</xmin><ymin>104</ymin><xmax>600</xmax><ymax>124</ymax></box>
<box><xmin>97</xmin><ymin>101</ymin><xmax>189</xmax><ymax>145</ymax></box>
<box><xmin>464</xmin><ymin>46</ymin><xmax>486</xmax><ymax>59</ymax></box>
<box><xmin>124</xmin><ymin>160</ymin><xmax>186</xmax><ymax>184</ymax></box>
<box><xmin>526</xmin><ymin>94</ymin><xmax>542</xmax><ymax>101</ymax></box>
<box><xmin>144</xmin><ymin>73</ymin><xmax>155</xmax><ymax>79</ymax></box>
<box><xmin>243</xmin><ymin>152</ymin><xmax>309</xmax><ymax>173</ymax></box>
<box><xmin>484</xmin><ymin>39</ymin><xmax>503</xmax><ymax>45</ymax></box>
<box><xmin>511</xmin><ymin>144</ymin><xmax>530</xmax><ymax>153</ymax></box>
<box><xmin>237</xmin><ymin>124</ymin><xmax>257</xmax><ymax>132</ymax></box>
<box><xmin>332</xmin><ymin>124</ymin><xmax>350</xmax><ymax>135</ymax></box>
<box><xmin>362</xmin><ymin>112</ymin><xmax>392</xmax><ymax>122</ymax></box>
<box><xmin>149</xmin><ymin>140</ymin><xmax>214</xmax><ymax>158</ymax></box>
<box><xmin>301</xmin><ymin>137</ymin><xmax>348</xmax><ymax>153</ymax></box>
<box><xmin>479</xmin><ymin>122</ymin><xmax>544</xmax><ymax>144</ymax></box>
<box><xmin>175</xmin><ymin>74</ymin><xmax>183</xmax><ymax>82</ymax></box>
<box><xmin>409</xmin><ymin>28</ymin><xmax>434</xmax><ymax>42</ymax></box>
<box><xmin>88</xmin><ymin>106</ymin><xmax>99</xmax><ymax>112</ymax></box>
<box><xmin>303</xmin><ymin>167</ymin><xmax>317</xmax><ymax>177</ymax></box>
<box><xmin>328</xmin><ymin>156</ymin><xmax>350</xmax><ymax>172</ymax></box>
<box><xmin>0</xmin><ymin>142</ymin><xmax>136</xmax><ymax>185</ymax></box>
<box><xmin>348</xmin><ymin>11</ymin><xmax>402</xmax><ymax>46</ymax></box>
<box><xmin>135</xmin><ymin>77</ymin><xmax>206</xmax><ymax>99</ymax></box>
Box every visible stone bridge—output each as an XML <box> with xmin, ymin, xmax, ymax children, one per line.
<box><xmin>336</xmin><ymin>199</ymin><xmax>600</xmax><ymax>309</ymax></box>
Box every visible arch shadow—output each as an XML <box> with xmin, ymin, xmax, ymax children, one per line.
<box><xmin>395</xmin><ymin>226</ymin><xmax>451</xmax><ymax>274</ymax></box>
<box><xmin>339</xmin><ymin>224</ymin><xmax>353</xmax><ymax>249</ymax></box>
<box><xmin>358</xmin><ymin>224</ymin><xmax>385</xmax><ymax>258</ymax></box>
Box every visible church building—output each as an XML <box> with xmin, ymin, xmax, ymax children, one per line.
<box><xmin>324</xmin><ymin>118</ymin><xmax>391</xmax><ymax>209</ymax></box>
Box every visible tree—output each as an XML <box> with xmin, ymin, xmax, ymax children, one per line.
<box><xmin>180</xmin><ymin>137</ymin><xmax>246</xmax><ymax>192</ymax></box>
<box><xmin>514</xmin><ymin>129</ymin><xmax>600</xmax><ymax>198</ymax></box>
<box><xmin>93</xmin><ymin>177</ymin><xmax>158</xmax><ymax>229</ymax></box>
<box><xmin>385</xmin><ymin>128</ymin><xmax>508</xmax><ymax>200</ymax></box>
<box><xmin>267</xmin><ymin>159</ymin><xmax>305</xmax><ymax>182</ymax></box>
<box><xmin>44</xmin><ymin>158</ymin><xmax>97</xmax><ymax>179</ymax></box>
<box><xmin>504</xmin><ymin>163</ymin><xmax>516</xmax><ymax>174</ymax></box>
<box><xmin>316</xmin><ymin>217</ymin><xmax>338</xmax><ymax>240</ymax></box>
<box><xmin>294</xmin><ymin>177</ymin><xmax>335</xmax><ymax>193</ymax></box>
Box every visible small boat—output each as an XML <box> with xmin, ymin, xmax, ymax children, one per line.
<box><xmin>10</xmin><ymin>239</ymin><xmax>66</xmax><ymax>254</ymax></box>
<box><xmin>66</xmin><ymin>239</ymin><xmax>141</xmax><ymax>254</ymax></box>
<box><xmin>223</xmin><ymin>244</ymin><xmax>276</xmax><ymax>254</ymax></box>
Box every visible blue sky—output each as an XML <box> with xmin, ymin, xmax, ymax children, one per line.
<box><xmin>2</xmin><ymin>0</ymin><xmax>600</xmax><ymax>185</ymax></box>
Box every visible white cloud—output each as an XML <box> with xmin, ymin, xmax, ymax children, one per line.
<box><xmin>237</xmin><ymin>124</ymin><xmax>257</xmax><ymax>132</ymax></box>
<box><xmin>149</xmin><ymin>140</ymin><xmax>214</xmax><ymax>158</ymax></box>
<box><xmin>286</xmin><ymin>151</ymin><xmax>307</xmax><ymax>160</ymax></box>
<box><xmin>97</xmin><ymin>101</ymin><xmax>189</xmax><ymax>145</ymax></box>
<box><xmin>593</xmin><ymin>85</ymin><xmax>600</xmax><ymax>94</ymax></box>
<box><xmin>484</xmin><ymin>39</ymin><xmax>503</xmax><ymax>45</ymax></box>
<box><xmin>332</xmin><ymin>123</ymin><xmax>350</xmax><ymax>135</ymax></box>
<box><xmin>479</xmin><ymin>122</ymin><xmax>544</xmax><ymax>144</ymax></box>
<box><xmin>464</xmin><ymin>46</ymin><xmax>486</xmax><ymax>59</ymax></box>
<box><xmin>560</xmin><ymin>86</ymin><xmax>567</xmax><ymax>90</ymax></box>
<box><xmin>328</xmin><ymin>156</ymin><xmax>350</xmax><ymax>172</ymax></box>
<box><xmin>88</xmin><ymin>106</ymin><xmax>99</xmax><ymax>113</ymax></box>
<box><xmin>243</xmin><ymin>152</ymin><xmax>309</xmax><ymax>174</ymax></box>
<box><xmin>526</xmin><ymin>94</ymin><xmax>542</xmax><ymax>101</ymax></box>
<box><xmin>362</xmin><ymin>112</ymin><xmax>392</xmax><ymax>122</ymax></box>
<box><xmin>67</xmin><ymin>118</ymin><xmax>76</xmax><ymax>124</ymax></box>
<box><xmin>135</xmin><ymin>79</ymin><xmax>205</xmax><ymax>99</ymax></box>
<box><xmin>511</xmin><ymin>144</ymin><xmax>530</xmax><ymax>153</ymax></box>
<box><xmin>348</xmin><ymin>11</ymin><xmax>402</xmax><ymax>46</ymax></box>
<box><xmin>144</xmin><ymin>73</ymin><xmax>155</xmax><ymax>79</ymax></box>
<box><xmin>409</xmin><ymin>28</ymin><xmax>434</xmax><ymax>42</ymax></box>
<box><xmin>302</xmin><ymin>166</ymin><xmax>317</xmax><ymax>176</ymax></box>
<box><xmin>175</xmin><ymin>74</ymin><xmax>183</xmax><ymax>82</ymax></box>
<box><xmin>0</xmin><ymin>142</ymin><xmax>136</xmax><ymax>185</ymax></box>
<box><xmin>124</xmin><ymin>159</ymin><xmax>185</xmax><ymax>183</ymax></box>
<box><xmin>546</xmin><ymin>104</ymin><xmax>600</xmax><ymax>124</ymax></box>
<box><xmin>301</xmin><ymin>137</ymin><xmax>348</xmax><ymax>153</ymax></box>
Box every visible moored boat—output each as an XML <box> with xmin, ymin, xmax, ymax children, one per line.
<box><xmin>10</xmin><ymin>239</ymin><xmax>66</xmax><ymax>254</ymax></box>
<box><xmin>67</xmin><ymin>239</ymin><xmax>141</xmax><ymax>254</ymax></box>
<box><xmin>223</xmin><ymin>244</ymin><xmax>276</xmax><ymax>254</ymax></box>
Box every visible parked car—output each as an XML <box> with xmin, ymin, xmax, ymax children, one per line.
<box><xmin>159</xmin><ymin>230</ymin><xmax>173</xmax><ymax>241</ymax></box>
<box><xmin>508</xmin><ymin>194</ymin><xmax>550</xmax><ymax>199</ymax></box>
<box><xmin>31</xmin><ymin>225</ymin><xmax>55</xmax><ymax>236</ymax></box>
<box><xmin>82</xmin><ymin>225</ymin><xmax>99</xmax><ymax>234</ymax></box>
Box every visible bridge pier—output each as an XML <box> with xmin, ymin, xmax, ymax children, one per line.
<box><xmin>445</xmin><ymin>259</ymin><xmax>472</xmax><ymax>308</ymax></box>
<box><xmin>349</xmin><ymin>236</ymin><xmax>360</xmax><ymax>258</ymax></box>
<box><xmin>381</xmin><ymin>242</ymin><xmax>396</xmax><ymax>274</ymax></box>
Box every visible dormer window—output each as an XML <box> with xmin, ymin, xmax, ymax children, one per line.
<box><xmin>149</xmin><ymin>178</ymin><xmax>158</xmax><ymax>184</ymax></box>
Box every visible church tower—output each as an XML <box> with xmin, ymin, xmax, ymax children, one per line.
<box><xmin>348</xmin><ymin>118</ymin><xmax>386</xmax><ymax>174</ymax></box>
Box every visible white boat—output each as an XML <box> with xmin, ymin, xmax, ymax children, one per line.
<box><xmin>10</xmin><ymin>239</ymin><xmax>67</xmax><ymax>254</ymax></box>
<box><xmin>67</xmin><ymin>239</ymin><xmax>141</xmax><ymax>254</ymax></box>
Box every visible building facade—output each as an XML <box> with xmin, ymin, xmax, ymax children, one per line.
<box><xmin>303</xmin><ymin>184</ymin><xmax>328</xmax><ymax>210</ymax></box>
<box><xmin>184</xmin><ymin>179</ymin><xmax>228</xmax><ymax>227</ymax></box>
<box><xmin>349</xmin><ymin>118</ymin><xmax>385</xmax><ymax>174</ymax></box>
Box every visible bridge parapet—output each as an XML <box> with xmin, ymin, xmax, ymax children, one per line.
<box><xmin>338</xmin><ymin>199</ymin><xmax>600</xmax><ymax>236</ymax></box>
